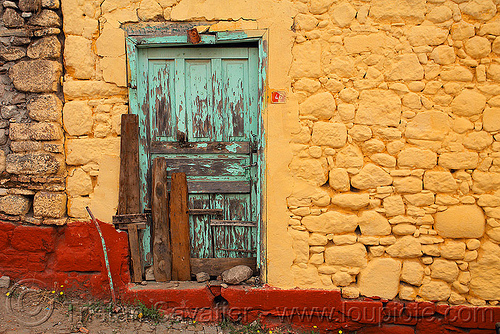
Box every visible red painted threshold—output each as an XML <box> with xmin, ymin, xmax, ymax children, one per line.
<box><xmin>119</xmin><ymin>284</ymin><xmax>500</xmax><ymax>333</ymax></box>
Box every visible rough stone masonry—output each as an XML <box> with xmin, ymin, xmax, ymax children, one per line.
<box><xmin>286</xmin><ymin>0</ymin><xmax>500</xmax><ymax>306</ymax></box>
<box><xmin>4</xmin><ymin>0</ymin><xmax>500</xmax><ymax>309</ymax></box>
<box><xmin>0</xmin><ymin>0</ymin><xmax>66</xmax><ymax>225</ymax></box>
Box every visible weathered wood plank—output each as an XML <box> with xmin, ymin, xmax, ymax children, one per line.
<box><xmin>151</xmin><ymin>141</ymin><xmax>250</xmax><ymax>154</ymax></box>
<box><xmin>112</xmin><ymin>213</ymin><xmax>149</xmax><ymax>224</ymax></box>
<box><xmin>163</xmin><ymin>158</ymin><xmax>247</xmax><ymax>177</ymax></box>
<box><xmin>128</xmin><ymin>224</ymin><xmax>143</xmax><ymax>283</ymax></box>
<box><xmin>210</xmin><ymin>220</ymin><xmax>256</xmax><ymax>227</ymax></box>
<box><xmin>152</xmin><ymin>157</ymin><xmax>171</xmax><ymax>282</ymax></box>
<box><xmin>116</xmin><ymin>223</ymin><xmax>147</xmax><ymax>230</ymax></box>
<box><xmin>118</xmin><ymin>114</ymin><xmax>140</xmax><ymax>215</ymax></box>
<box><xmin>188</xmin><ymin>209</ymin><xmax>223</xmax><ymax>215</ymax></box>
<box><xmin>170</xmin><ymin>173</ymin><xmax>191</xmax><ymax>281</ymax></box>
<box><xmin>190</xmin><ymin>257</ymin><xmax>257</xmax><ymax>276</ymax></box>
<box><xmin>168</xmin><ymin>180</ymin><xmax>251</xmax><ymax>194</ymax></box>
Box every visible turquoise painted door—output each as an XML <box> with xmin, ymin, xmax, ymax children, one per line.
<box><xmin>137</xmin><ymin>46</ymin><xmax>260</xmax><ymax>270</ymax></box>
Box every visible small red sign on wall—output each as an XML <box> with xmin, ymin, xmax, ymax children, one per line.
<box><xmin>271</xmin><ymin>91</ymin><xmax>286</xmax><ymax>104</ymax></box>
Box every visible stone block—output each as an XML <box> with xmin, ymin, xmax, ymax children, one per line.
<box><xmin>311</xmin><ymin>122</ymin><xmax>346</xmax><ymax>148</ymax></box>
<box><xmin>289</xmin><ymin>157</ymin><xmax>328</xmax><ymax>186</ymax></box>
<box><xmin>358</xmin><ymin>210</ymin><xmax>391</xmax><ymax>235</ymax></box>
<box><xmin>19</xmin><ymin>0</ymin><xmax>42</xmax><ymax>11</ymax></box>
<box><xmin>63</xmin><ymin>80</ymin><xmax>127</xmax><ymax>99</ymax></box>
<box><xmin>383</xmin><ymin>195</ymin><xmax>405</xmax><ymax>216</ymax></box>
<box><xmin>3</xmin><ymin>8</ymin><xmax>24</xmax><ymax>28</ymax></box>
<box><xmin>430</xmin><ymin>45</ymin><xmax>455</xmax><ymax>65</ymax></box>
<box><xmin>418</xmin><ymin>280</ymin><xmax>451</xmax><ymax>301</ymax></box>
<box><xmin>138</xmin><ymin>0</ymin><xmax>163</xmax><ymax>20</ymax></box>
<box><xmin>386</xmin><ymin>236</ymin><xmax>422</xmax><ymax>258</ymax></box>
<box><xmin>0</xmin><ymin>46</ymin><xmax>26</xmax><ymax>62</ymax></box>
<box><xmin>438</xmin><ymin>151</ymin><xmax>478</xmax><ymax>170</ymax></box>
<box><xmin>67</xmin><ymin>196</ymin><xmax>91</xmax><ymax>218</ymax></box>
<box><xmin>66</xmin><ymin>138</ymin><xmax>120</xmax><ymax>165</ymax></box>
<box><xmin>355</xmin><ymin>89</ymin><xmax>401</xmax><ymax>127</ymax></box>
<box><xmin>440</xmin><ymin>240</ymin><xmax>466</xmax><ymax>260</ymax></box>
<box><xmin>33</xmin><ymin>191</ymin><xmax>66</xmax><ymax>218</ymax></box>
<box><xmin>302</xmin><ymin>211</ymin><xmax>358</xmax><ymax>234</ymax></box>
<box><xmin>11</xmin><ymin>141</ymin><xmax>43</xmax><ymax>152</ymax></box>
<box><xmin>451</xmin><ymin>90</ymin><xmax>486</xmax><ymax>117</ymax></box>
<box><xmin>29</xmin><ymin>9</ymin><xmax>60</xmax><ymax>27</ymax></box>
<box><xmin>66</xmin><ymin>168</ymin><xmax>92</xmax><ymax>196</ymax></box>
<box><xmin>10</xmin><ymin>122</ymin><xmax>62</xmax><ymax>141</ymax></box>
<box><xmin>299</xmin><ymin>92</ymin><xmax>335</xmax><ymax>120</ymax></box>
<box><xmin>463</xmin><ymin>131</ymin><xmax>493</xmax><ymax>151</ymax></box>
<box><xmin>370</xmin><ymin>153</ymin><xmax>396</xmax><ymax>168</ymax></box>
<box><xmin>405</xmin><ymin>111</ymin><xmax>450</xmax><ymax>141</ymax></box>
<box><xmin>336</xmin><ymin>144</ymin><xmax>363</xmax><ymax>168</ymax></box>
<box><xmin>398</xmin><ymin>147</ymin><xmax>437</xmax><ymax>169</ymax></box>
<box><xmin>9</xmin><ymin>60</ymin><xmax>61</xmax><ymax>92</ymax></box>
<box><xmin>435</xmin><ymin>205</ymin><xmax>485</xmax><ymax>238</ymax></box>
<box><xmin>27</xmin><ymin>35</ymin><xmax>61</xmax><ymax>59</ymax></box>
<box><xmin>404</xmin><ymin>192</ymin><xmax>434</xmax><ymax>206</ymax></box>
<box><xmin>369</xmin><ymin>0</ymin><xmax>425</xmax><ymax>23</ymax></box>
<box><xmin>64</xmin><ymin>35</ymin><xmax>94</xmax><ymax>79</ymax></box>
<box><xmin>95</xmin><ymin>23</ymin><xmax>126</xmax><ymax>57</ymax></box>
<box><xmin>423</xmin><ymin>171</ymin><xmax>457</xmax><ymax>193</ymax></box>
<box><xmin>101</xmin><ymin>56</ymin><xmax>127</xmax><ymax>87</ymax></box>
<box><xmin>470</xmin><ymin>241</ymin><xmax>500</xmax><ymax>300</ymax></box>
<box><xmin>359</xmin><ymin>258</ymin><xmax>401</xmax><ymax>299</ymax></box>
<box><xmin>0</xmin><ymin>195</ymin><xmax>30</xmax><ymax>215</ymax></box>
<box><xmin>401</xmin><ymin>260</ymin><xmax>424</xmax><ymax>286</ymax></box>
<box><xmin>289</xmin><ymin>40</ymin><xmax>321</xmax><ymax>79</ymax></box>
<box><xmin>331</xmin><ymin>193</ymin><xmax>369</xmax><ymax>210</ymax></box>
<box><xmin>451</xmin><ymin>21</ymin><xmax>475</xmax><ymax>41</ymax></box>
<box><xmin>6</xmin><ymin>153</ymin><xmax>59</xmax><ymax>174</ymax></box>
<box><xmin>325</xmin><ymin>243</ymin><xmax>367</xmax><ymax>267</ymax></box>
<box><xmin>461</xmin><ymin>0</ymin><xmax>497</xmax><ymax>21</ymax></box>
<box><xmin>407</xmin><ymin>25</ymin><xmax>448</xmax><ymax>46</ymax></box>
<box><xmin>440</xmin><ymin>66</ymin><xmax>474</xmax><ymax>81</ymax></box>
<box><xmin>27</xmin><ymin>93</ymin><xmax>62</xmax><ymax>122</ymax></box>
<box><xmin>331</xmin><ymin>3</ymin><xmax>356</xmax><ymax>27</ymax></box>
<box><xmin>483</xmin><ymin>108</ymin><xmax>500</xmax><ymax>132</ymax></box>
<box><xmin>430</xmin><ymin>259</ymin><xmax>459</xmax><ymax>282</ymax></box>
<box><xmin>385</xmin><ymin>54</ymin><xmax>424</xmax><ymax>81</ymax></box>
<box><xmin>63</xmin><ymin>100</ymin><xmax>93</xmax><ymax>136</ymax></box>
<box><xmin>329</xmin><ymin>168</ymin><xmax>350</xmax><ymax>191</ymax></box>
<box><xmin>351</xmin><ymin>163</ymin><xmax>392</xmax><ymax>190</ymax></box>
<box><xmin>393</xmin><ymin>176</ymin><xmax>422</xmax><ymax>194</ymax></box>
<box><xmin>349</xmin><ymin>125</ymin><xmax>372</xmax><ymax>141</ymax></box>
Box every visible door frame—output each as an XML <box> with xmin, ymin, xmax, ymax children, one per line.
<box><xmin>125</xmin><ymin>26</ymin><xmax>268</xmax><ymax>278</ymax></box>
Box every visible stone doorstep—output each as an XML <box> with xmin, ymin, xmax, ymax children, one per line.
<box><xmin>122</xmin><ymin>284</ymin><xmax>500</xmax><ymax>331</ymax></box>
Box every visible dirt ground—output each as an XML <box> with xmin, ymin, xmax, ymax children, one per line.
<box><xmin>0</xmin><ymin>286</ymin><xmax>313</xmax><ymax>334</ymax></box>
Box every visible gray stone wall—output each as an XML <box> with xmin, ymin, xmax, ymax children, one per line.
<box><xmin>0</xmin><ymin>0</ymin><xmax>65</xmax><ymax>225</ymax></box>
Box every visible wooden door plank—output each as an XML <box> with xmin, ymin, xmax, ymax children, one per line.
<box><xmin>128</xmin><ymin>224</ymin><xmax>143</xmax><ymax>283</ymax></box>
<box><xmin>190</xmin><ymin>257</ymin><xmax>256</xmax><ymax>276</ymax></box>
<box><xmin>170</xmin><ymin>172</ymin><xmax>191</xmax><ymax>280</ymax></box>
<box><xmin>152</xmin><ymin>157</ymin><xmax>171</xmax><ymax>282</ymax></box>
<box><xmin>118</xmin><ymin>114</ymin><xmax>140</xmax><ymax>214</ymax></box>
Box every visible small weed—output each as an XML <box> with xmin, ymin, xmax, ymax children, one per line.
<box><xmin>220</xmin><ymin>318</ymin><xmax>269</xmax><ymax>334</ymax></box>
<box><xmin>135</xmin><ymin>300</ymin><xmax>163</xmax><ymax>322</ymax></box>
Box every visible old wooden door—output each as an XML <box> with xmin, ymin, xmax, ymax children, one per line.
<box><xmin>137</xmin><ymin>45</ymin><xmax>261</xmax><ymax>274</ymax></box>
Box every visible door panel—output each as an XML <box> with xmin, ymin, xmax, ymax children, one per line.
<box><xmin>138</xmin><ymin>46</ymin><xmax>260</xmax><ymax>269</ymax></box>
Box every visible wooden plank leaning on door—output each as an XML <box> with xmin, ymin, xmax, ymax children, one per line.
<box><xmin>118</xmin><ymin>114</ymin><xmax>143</xmax><ymax>283</ymax></box>
<box><xmin>170</xmin><ymin>172</ymin><xmax>191</xmax><ymax>280</ymax></box>
<box><xmin>151</xmin><ymin>157</ymin><xmax>172</xmax><ymax>281</ymax></box>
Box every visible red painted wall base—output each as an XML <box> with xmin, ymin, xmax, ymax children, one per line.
<box><xmin>1</xmin><ymin>220</ymin><xmax>499</xmax><ymax>333</ymax></box>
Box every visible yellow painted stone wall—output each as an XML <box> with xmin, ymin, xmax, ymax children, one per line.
<box><xmin>61</xmin><ymin>0</ymin><xmax>500</xmax><ymax>305</ymax></box>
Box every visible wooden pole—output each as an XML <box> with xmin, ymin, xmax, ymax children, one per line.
<box><xmin>152</xmin><ymin>157</ymin><xmax>172</xmax><ymax>281</ymax></box>
<box><xmin>169</xmin><ymin>172</ymin><xmax>191</xmax><ymax>280</ymax></box>
<box><xmin>118</xmin><ymin>114</ymin><xmax>142</xmax><ymax>282</ymax></box>
<box><xmin>118</xmin><ymin>114</ymin><xmax>140</xmax><ymax>214</ymax></box>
